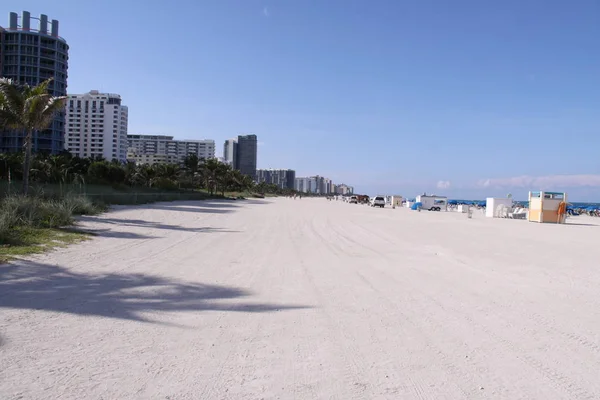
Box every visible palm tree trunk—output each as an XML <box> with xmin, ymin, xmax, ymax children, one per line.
<box><xmin>22</xmin><ymin>129</ymin><xmax>33</xmax><ymax>195</ymax></box>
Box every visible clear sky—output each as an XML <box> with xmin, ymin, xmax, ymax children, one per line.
<box><xmin>3</xmin><ymin>0</ymin><xmax>600</xmax><ymax>200</ymax></box>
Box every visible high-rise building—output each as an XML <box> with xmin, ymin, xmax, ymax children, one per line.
<box><xmin>223</xmin><ymin>139</ymin><xmax>237</xmax><ymax>169</ymax></box>
<box><xmin>0</xmin><ymin>11</ymin><xmax>69</xmax><ymax>154</ymax></box>
<box><xmin>294</xmin><ymin>176</ymin><xmax>350</xmax><ymax>194</ymax></box>
<box><xmin>295</xmin><ymin>176</ymin><xmax>320</xmax><ymax>193</ymax></box>
<box><xmin>256</xmin><ymin>169</ymin><xmax>296</xmax><ymax>190</ymax></box>
<box><xmin>336</xmin><ymin>184</ymin><xmax>354</xmax><ymax>195</ymax></box>
<box><xmin>64</xmin><ymin>91</ymin><xmax>128</xmax><ymax>161</ymax></box>
<box><xmin>127</xmin><ymin>134</ymin><xmax>215</xmax><ymax>165</ymax></box>
<box><xmin>235</xmin><ymin>134</ymin><xmax>257</xmax><ymax>180</ymax></box>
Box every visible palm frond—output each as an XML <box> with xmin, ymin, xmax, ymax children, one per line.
<box><xmin>0</xmin><ymin>109</ymin><xmax>21</xmax><ymax>130</ymax></box>
<box><xmin>37</xmin><ymin>96</ymin><xmax>67</xmax><ymax>131</ymax></box>
<box><xmin>0</xmin><ymin>78</ymin><xmax>26</xmax><ymax>122</ymax></box>
<box><xmin>29</xmin><ymin>78</ymin><xmax>53</xmax><ymax>96</ymax></box>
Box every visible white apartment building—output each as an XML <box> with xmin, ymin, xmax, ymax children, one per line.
<box><xmin>295</xmin><ymin>176</ymin><xmax>351</xmax><ymax>194</ymax></box>
<box><xmin>295</xmin><ymin>176</ymin><xmax>320</xmax><ymax>193</ymax></box>
<box><xmin>223</xmin><ymin>139</ymin><xmax>237</xmax><ymax>169</ymax></box>
<box><xmin>127</xmin><ymin>134</ymin><xmax>215</xmax><ymax>165</ymax></box>
<box><xmin>64</xmin><ymin>90</ymin><xmax>128</xmax><ymax>161</ymax></box>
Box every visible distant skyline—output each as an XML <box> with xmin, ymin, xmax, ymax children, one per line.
<box><xmin>2</xmin><ymin>1</ymin><xmax>600</xmax><ymax>200</ymax></box>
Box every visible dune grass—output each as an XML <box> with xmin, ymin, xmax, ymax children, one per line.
<box><xmin>0</xmin><ymin>194</ymin><xmax>101</xmax><ymax>263</ymax></box>
<box><xmin>0</xmin><ymin>227</ymin><xmax>90</xmax><ymax>263</ymax></box>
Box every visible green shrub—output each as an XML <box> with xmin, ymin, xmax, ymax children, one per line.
<box><xmin>0</xmin><ymin>205</ymin><xmax>18</xmax><ymax>242</ymax></box>
<box><xmin>1</xmin><ymin>195</ymin><xmax>41</xmax><ymax>227</ymax></box>
<box><xmin>0</xmin><ymin>195</ymin><xmax>74</xmax><ymax>229</ymax></box>
<box><xmin>42</xmin><ymin>200</ymin><xmax>74</xmax><ymax>227</ymax></box>
<box><xmin>152</xmin><ymin>178</ymin><xmax>179</xmax><ymax>191</ymax></box>
<box><xmin>62</xmin><ymin>195</ymin><xmax>101</xmax><ymax>215</ymax></box>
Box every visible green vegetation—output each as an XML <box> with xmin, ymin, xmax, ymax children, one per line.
<box><xmin>0</xmin><ymin>194</ymin><xmax>100</xmax><ymax>262</ymax></box>
<box><xmin>0</xmin><ymin>227</ymin><xmax>89</xmax><ymax>263</ymax></box>
<box><xmin>0</xmin><ymin>151</ymin><xmax>298</xmax><ymax>201</ymax></box>
<box><xmin>0</xmin><ymin>78</ymin><xmax>67</xmax><ymax>194</ymax></box>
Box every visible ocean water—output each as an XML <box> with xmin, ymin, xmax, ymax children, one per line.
<box><xmin>449</xmin><ymin>200</ymin><xmax>600</xmax><ymax>210</ymax></box>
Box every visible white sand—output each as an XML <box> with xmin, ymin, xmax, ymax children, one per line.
<box><xmin>2</xmin><ymin>198</ymin><xmax>600</xmax><ymax>399</ymax></box>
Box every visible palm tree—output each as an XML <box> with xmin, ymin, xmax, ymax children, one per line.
<box><xmin>183</xmin><ymin>154</ymin><xmax>200</xmax><ymax>177</ymax></box>
<box><xmin>215</xmin><ymin>162</ymin><xmax>234</xmax><ymax>195</ymax></box>
<box><xmin>0</xmin><ymin>78</ymin><xmax>67</xmax><ymax>194</ymax></box>
<box><xmin>240</xmin><ymin>174</ymin><xmax>255</xmax><ymax>192</ymax></box>
<box><xmin>200</xmin><ymin>158</ymin><xmax>221</xmax><ymax>195</ymax></box>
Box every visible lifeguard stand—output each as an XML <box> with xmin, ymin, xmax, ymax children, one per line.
<box><xmin>528</xmin><ymin>191</ymin><xmax>567</xmax><ymax>223</ymax></box>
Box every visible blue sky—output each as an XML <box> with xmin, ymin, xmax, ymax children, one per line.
<box><xmin>3</xmin><ymin>0</ymin><xmax>600</xmax><ymax>200</ymax></box>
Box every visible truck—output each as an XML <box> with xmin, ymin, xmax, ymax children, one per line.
<box><xmin>416</xmin><ymin>195</ymin><xmax>448</xmax><ymax>211</ymax></box>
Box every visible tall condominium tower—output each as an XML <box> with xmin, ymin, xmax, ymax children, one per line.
<box><xmin>236</xmin><ymin>134</ymin><xmax>257</xmax><ymax>180</ymax></box>
<box><xmin>256</xmin><ymin>169</ymin><xmax>296</xmax><ymax>190</ymax></box>
<box><xmin>223</xmin><ymin>139</ymin><xmax>238</xmax><ymax>169</ymax></box>
<box><xmin>65</xmin><ymin>91</ymin><xmax>129</xmax><ymax>161</ymax></box>
<box><xmin>0</xmin><ymin>11</ymin><xmax>69</xmax><ymax>153</ymax></box>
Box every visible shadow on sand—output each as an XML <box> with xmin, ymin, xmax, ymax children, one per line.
<box><xmin>564</xmin><ymin>222</ymin><xmax>599</xmax><ymax>227</ymax></box>
<box><xmin>0</xmin><ymin>262</ymin><xmax>310</xmax><ymax>324</ymax></box>
<box><xmin>77</xmin><ymin>216</ymin><xmax>240</xmax><ymax>234</ymax></box>
<box><xmin>146</xmin><ymin>199</ymin><xmax>271</xmax><ymax>213</ymax></box>
<box><xmin>76</xmin><ymin>228</ymin><xmax>158</xmax><ymax>239</ymax></box>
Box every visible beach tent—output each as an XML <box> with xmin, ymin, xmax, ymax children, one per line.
<box><xmin>411</xmin><ymin>202</ymin><xmax>422</xmax><ymax>210</ymax></box>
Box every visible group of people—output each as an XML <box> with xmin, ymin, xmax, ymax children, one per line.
<box><xmin>567</xmin><ymin>207</ymin><xmax>600</xmax><ymax>217</ymax></box>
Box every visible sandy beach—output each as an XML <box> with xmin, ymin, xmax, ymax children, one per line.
<box><xmin>1</xmin><ymin>198</ymin><xmax>600</xmax><ymax>399</ymax></box>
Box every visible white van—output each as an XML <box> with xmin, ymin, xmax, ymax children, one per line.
<box><xmin>371</xmin><ymin>196</ymin><xmax>385</xmax><ymax>208</ymax></box>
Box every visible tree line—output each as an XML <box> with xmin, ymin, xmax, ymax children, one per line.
<box><xmin>0</xmin><ymin>151</ymin><xmax>296</xmax><ymax>196</ymax></box>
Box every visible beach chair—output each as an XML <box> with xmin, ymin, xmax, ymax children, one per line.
<box><xmin>509</xmin><ymin>208</ymin><xmax>527</xmax><ymax>219</ymax></box>
<box><xmin>496</xmin><ymin>204</ymin><xmax>510</xmax><ymax>218</ymax></box>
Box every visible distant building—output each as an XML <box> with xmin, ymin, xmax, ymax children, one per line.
<box><xmin>295</xmin><ymin>176</ymin><xmax>322</xmax><ymax>193</ymax></box>
<box><xmin>295</xmin><ymin>177</ymin><xmax>352</xmax><ymax>195</ymax></box>
<box><xmin>256</xmin><ymin>169</ymin><xmax>296</xmax><ymax>190</ymax></box>
<box><xmin>0</xmin><ymin>11</ymin><xmax>69</xmax><ymax>154</ymax></box>
<box><xmin>125</xmin><ymin>151</ymin><xmax>168</xmax><ymax>165</ymax></box>
<box><xmin>236</xmin><ymin>134</ymin><xmax>257</xmax><ymax>180</ymax></box>
<box><xmin>223</xmin><ymin>139</ymin><xmax>237</xmax><ymax>169</ymax></box>
<box><xmin>127</xmin><ymin>134</ymin><xmax>215</xmax><ymax>165</ymax></box>
<box><xmin>65</xmin><ymin>91</ymin><xmax>128</xmax><ymax>161</ymax></box>
<box><xmin>336</xmin><ymin>184</ymin><xmax>354</xmax><ymax>195</ymax></box>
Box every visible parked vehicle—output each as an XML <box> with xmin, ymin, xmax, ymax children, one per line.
<box><xmin>357</xmin><ymin>195</ymin><xmax>370</xmax><ymax>204</ymax></box>
<box><xmin>349</xmin><ymin>196</ymin><xmax>358</xmax><ymax>204</ymax></box>
<box><xmin>415</xmin><ymin>195</ymin><xmax>448</xmax><ymax>211</ymax></box>
<box><xmin>371</xmin><ymin>196</ymin><xmax>386</xmax><ymax>208</ymax></box>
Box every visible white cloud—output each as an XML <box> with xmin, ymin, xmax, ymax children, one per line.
<box><xmin>263</xmin><ymin>6</ymin><xmax>270</xmax><ymax>17</ymax></box>
<box><xmin>257</xmin><ymin>141</ymin><xmax>266</xmax><ymax>147</ymax></box>
<box><xmin>477</xmin><ymin>174</ymin><xmax>600</xmax><ymax>189</ymax></box>
<box><xmin>437</xmin><ymin>180</ymin><xmax>451</xmax><ymax>189</ymax></box>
